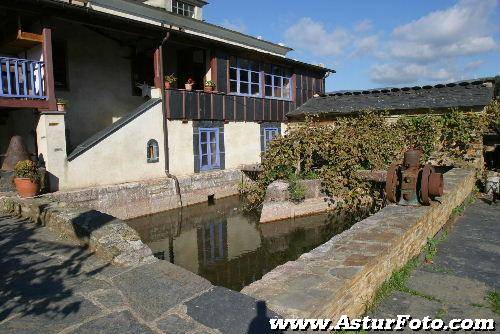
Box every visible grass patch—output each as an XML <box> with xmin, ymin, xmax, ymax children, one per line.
<box><xmin>486</xmin><ymin>291</ymin><xmax>499</xmax><ymax>315</ymax></box>
<box><xmin>368</xmin><ymin>258</ymin><xmax>420</xmax><ymax>311</ymax></box>
<box><xmin>424</xmin><ymin>232</ymin><xmax>448</xmax><ymax>263</ymax></box>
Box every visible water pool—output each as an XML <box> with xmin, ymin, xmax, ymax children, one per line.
<box><xmin>127</xmin><ymin>195</ymin><xmax>364</xmax><ymax>291</ymax></box>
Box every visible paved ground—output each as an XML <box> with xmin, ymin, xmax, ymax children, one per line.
<box><xmin>0</xmin><ymin>214</ymin><xmax>283</xmax><ymax>334</ymax></box>
<box><xmin>371</xmin><ymin>200</ymin><xmax>500</xmax><ymax>331</ymax></box>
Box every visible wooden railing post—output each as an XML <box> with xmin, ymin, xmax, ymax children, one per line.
<box><xmin>154</xmin><ymin>46</ymin><xmax>163</xmax><ymax>89</ymax></box>
<box><xmin>42</xmin><ymin>28</ymin><xmax>57</xmax><ymax>111</ymax></box>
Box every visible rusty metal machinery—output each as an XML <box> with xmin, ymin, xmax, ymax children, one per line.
<box><xmin>385</xmin><ymin>149</ymin><xmax>444</xmax><ymax>206</ymax></box>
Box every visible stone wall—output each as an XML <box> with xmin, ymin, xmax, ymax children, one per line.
<box><xmin>0</xmin><ymin>195</ymin><xmax>155</xmax><ymax>267</ymax></box>
<box><xmin>45</xmin><ymin>169</ymin><xmax>244</xmax><ymax>220</ymax></box>
<box><xmin>243</xmin><ymin>168</ymin><xmax>475</xmax><ymax>320</ymax></box>
<box><xmin>260</xmin><ymin>179</ymin><xmax>330</xmax><ymax>223</ymax></box>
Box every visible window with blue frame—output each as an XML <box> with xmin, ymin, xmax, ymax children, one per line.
<box><xmin>263</xmin><ymin>64</ymin><xmax>292</xmax><ymax>100</ymax></box>
<box><xmin>199</xmin><ymin>128</ymin><xmax>220</xmax><ymax>171</ymax></box>
<box><xmin>264</xmin><ymin>127</ymin><xmax>280</xmax><ymax>150</ymax></box>
<box><xmin>229</xmin><ymin>56</ymin><xmax>292</xmax><ymax>100</ymax></box>
<box><xmin>229</xmin><ymin>57</ymin><xmax>260</xmax><ymax>96</ymax></box>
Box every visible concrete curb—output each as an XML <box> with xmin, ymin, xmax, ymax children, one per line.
<box><xmin>0</xmin><ymin>195</ymin><xmax>156</xmax><ymax>267</ymax></box>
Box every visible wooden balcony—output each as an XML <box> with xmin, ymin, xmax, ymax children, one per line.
<box><xmin>165</xmin><ymin>89</ymin><xmax>295</xmax><ymax>122</ymax></box>
<box><xmin>0</xmin><ymin>29</ymin><xmax>56</xmax><ymax>110</ymax></box>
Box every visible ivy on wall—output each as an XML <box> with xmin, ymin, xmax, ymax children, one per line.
<box><xmin>241</xmin><ymin>100</ymin><xmax>499</xmax><ymax>211</ymax></box>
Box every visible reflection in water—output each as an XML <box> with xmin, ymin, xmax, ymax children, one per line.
<box><xmin>127</xmin><ymin>196</ymin><xmax>365</xmax><ymax>291</ymax></box>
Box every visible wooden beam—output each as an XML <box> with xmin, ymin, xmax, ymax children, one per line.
<box><xmin>0</xmin><ymin>98</ymin><xmax>50</xmax><ymax>109</ymax></box>
<box><xmin>153</xmin><ymin>46</ymin><xmax>163</xmax><ymax>89</ymax></box>
<box><xmin>41</xmin><ymin>28</ymin><xmax>57</xmax><ymax>111</ymax></box>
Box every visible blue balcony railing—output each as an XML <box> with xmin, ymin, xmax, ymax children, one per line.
<box><xmin>0</xmin><ymin>57</ymin><xmax>47</xmax><ymax>100</ymax></box>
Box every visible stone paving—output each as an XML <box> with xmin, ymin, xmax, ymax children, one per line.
<box><xmin>0</xmin><ymin>214</ymin><xmax>283</xmax><ymax>334</ymax></box>
<box><xmin>371</xmin><ymin>200</ymin><xmax>500</xmax><ymax>331</ymax></box>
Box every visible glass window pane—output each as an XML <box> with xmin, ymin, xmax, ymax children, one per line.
<box><xmin>230</xmin><ymin>68</ymin><xmax>237</xmax><ymax>80</ymax></box>
<box><xmin>201</xmin><ymin>155</ymin><xmax>208</xmax><ymax>166</ymax></box>
<box><xmin>251</xmin><ymin>72</ymin><xmax>260</xmax><ymax>84</ymax></box>
<box><xmin>265</xmin><ymin>86</ymin><xmax>272</xmax><ymax>97</ymax></box>
<box><xmin>240</xmin><ymin>70</ymin><xmax>249</xmax><ymax>82</ymax></box>
<box><xmin>265</xmin><ymin>75</ymin><xmax>272</xmax><ymax>85</ymax></box>
<box><xmin>210</xmin><ymin>131</ymin><xmax>217</xmax><ymax>142</ymax></box>
<box><xmin>251</xmin><ymin>84</ymin><xmax>260</xmax><ymax>95</ymax></box>
<box><xmin>211</xmin><ymin>152</ymin><xmax>217</xmax><ymax>166</ymax></box>
<box><xmin>283</xmin><ymin>78</ymin><xmax>290</xmax><ymax>88</ymax></box>
<box><xmin>274</xmin><ymin>87</ymin><xmax>282</xmax><ymax>98</ymax></box>
<box><xmin>201</xmin><ymin>131</ymin><xmax>207</xmax><ymax>142</ymax></box>
<box><xmin>230</xmin><ymin>80</ymin><xmax>237</xmax><ymax>93</ymax></box>
<box><xmin>240</xmin><ymin>82</ymin><xmax>249</xmax><ymax>94</ymax></box>
<box><xmin>283</xmin><ymin>86</ymin><xmax>291</xmax><ymax>99</ymax></box>
<box><xmin>201</xmin><ymin>143</ymin><xmax>207</xmax><ymax>154</ymax></box>
<box><xmin>210</xmin><ymin>141</ymin><xmax>217</xmax><ymax>154</ymax></box>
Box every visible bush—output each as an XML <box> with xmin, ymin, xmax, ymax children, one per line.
<box><xmin>241</xmin><ymin>102</ymin><xmax>495</xmax><ymax>211</ymax></box>
<box><xmin>14</xmin><ymin>160</ymin><xmax>40</xmax><ymax>182</ymax></box>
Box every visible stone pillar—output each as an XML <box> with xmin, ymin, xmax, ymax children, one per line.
<box><xmin>36</xmin><ymin>112</ymin><xmax>67</xmax><ymax>191</ymax></box>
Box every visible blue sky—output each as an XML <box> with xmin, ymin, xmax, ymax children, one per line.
<box><xmin>204</xmin><ymin>0</ymin><xmax>500</xmax><ymax>91</ymax></box>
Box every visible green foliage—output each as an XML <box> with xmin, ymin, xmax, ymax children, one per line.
<box><xmin>204</xmin><ymin>80</ymin><xmax>216</xmax><ymax>88</ymax></box>
<box><xmin>486</xmin><ymin>291</ymin><xmax>500</xmax><ymax>315</ymax></box>
<box><xmin>241</xmin><ymin>102</ymin><xmax>494</xmax><ymax>210</ymax></box>
<box><xmin>14</xmin><ymin>160</ymin><xmax>40</xmax><ymax>182</ymax></box>
<box><xmin>287</xmin><ymin>173</ymin><xmax>306</xmax><ymax>202</ymax></box>
<box><xmin>164</xmin><ymin>74</ymin><xmax>177</xmax><ymax>83</ymax></box>
<box><xmin>397</xmin><ymin>114</ymin><xmax>441</xmax><ymax>159</ymax></box>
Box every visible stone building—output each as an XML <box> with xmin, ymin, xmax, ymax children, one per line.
<box><xmin>0</xmin><ymin>0</ymin><xmax>332</xmax><ymax>197</ymax></box>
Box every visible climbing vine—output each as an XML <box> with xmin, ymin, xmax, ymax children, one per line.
<box><xmin>241</xmin><ymin>101</ymin><xmax>498</xmax><ymax>211</ymax></box>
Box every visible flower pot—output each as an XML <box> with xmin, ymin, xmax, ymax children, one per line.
<box><xmin>204</xmin><ymin>86</ymin><xmax>214</xmax><ymax>92</ymax></box>
<box><xmin>14</xmin><ymin>178</ymin><xmax>39</xmax><ymax>198</ymax></box>
<box><xmin>57</xmin><ymin>103</ymin><xmax>66</xmax><ymax>112</ymax></box>
<box><xmin>185</xmin><ymin>84</ymin><xmax>193</xmax><ymax>91</ymax></box>
<box><xmin>164</xmin><ymin>82</ymin><xmax>172</xmax><ymax>89</ymax></box>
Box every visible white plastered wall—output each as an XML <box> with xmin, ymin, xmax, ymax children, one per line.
<box><xmin>62</xmin><ymin>102</ymin><xmax>165</xmax><ymax>189</ymax></box>
<box><xmin>167</xmin><ymin>120</ymin><xmax>195</xmax><ymax>176</ymax></box>
<box><xmin>224</xmin><ymin>122</ymin><xmax>261</xmax><ymax>169</ymax></box>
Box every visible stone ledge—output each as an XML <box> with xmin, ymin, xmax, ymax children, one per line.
<box><xmin>0</xmin><ymin>195</ymin><xmax>156</xmax><ymax>267</ymax></box>
<box><xmin>243</xmin><ymin>168</ymin><xmax>476</xmax><ymax>320</ymax></box>
<box><xmin>44</xmin><ymin>169</ymin><xmax>244</xmax><ymax>220</ymax></box>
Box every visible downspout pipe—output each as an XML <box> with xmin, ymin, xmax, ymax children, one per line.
<box><xmin>158</xmin><ymin>30</ymin><xmax>183</xmax><ymax>207</ymax></box>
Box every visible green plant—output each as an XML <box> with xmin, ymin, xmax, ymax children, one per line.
<box><xmin>164</xmin><ymin>74</ymin><xmax>177</xmax><ymax>83</ymax></box>
<box><xmin>14</xmin><ymin>160</ymin><xmax>40</xmax><ymax>182</ymax></box>
<box><xmin>204</xmin><ymin>80</ymin><xmax>216</xmax><ymax>88</ymax></box>
<box><xmin>241</xmin><ymin>101</ymin><xmax>495</xmax><ymax>211</ymax></box>
<box><xmin>287</xmin><ymin>173</ymin><xmax>306</xmax><ymax>203</ymax></box>
<box><xmin>486</xmin><ymin>291</ymin><xmax>499</xmax><ymax>315</ymax></box>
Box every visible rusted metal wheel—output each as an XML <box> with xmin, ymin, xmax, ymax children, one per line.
<box><xmin>429</xmin><ymin>173</ymin><xmax>444</xmax><ymax>197</ymax></box>
<box><xmin>385</xmin><ymin>163</ymin><xmax>400</xmax><ymax>203</ymax></box>
<box><xmin>420</xmin><ymin>164</ymin><xmax>433</xmax><ymax>206</ymax></box>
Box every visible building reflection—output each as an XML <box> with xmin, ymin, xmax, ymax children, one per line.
<box><xmin>127</xmin><ymin>196</ymin><xmax>363</xmax><ymax>291</ymax></box>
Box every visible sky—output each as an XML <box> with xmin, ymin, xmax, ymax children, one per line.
<box><xmin>204</xmin><ymin>0</ymin><xmax>500</xmax><ymax>92</ymax></box>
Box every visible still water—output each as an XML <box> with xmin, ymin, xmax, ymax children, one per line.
<box><xmin>127</xmin><ymin>196</ymin><xmax>364</xmax><ymax>291</ymax></box>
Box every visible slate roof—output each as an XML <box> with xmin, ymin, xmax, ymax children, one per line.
<box><xmin>68</xmin><ymin>98</ymin><xmax>161</xmax><ymax>161</ymax></box>
<box><xmin>287</xmin><ymin>77</ymin><xmax>498</xmax><ymax>119</ymax></box>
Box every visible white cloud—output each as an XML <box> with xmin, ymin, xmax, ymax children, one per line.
<box><xmin>284</xmin><ymin>17</ymin><xmax>351</xmax><ymax>56</ymax></box>
<box><xmin>465</xmin><ymin>60</ymin><xmax>484</xmax><ymax>71</ymax></box>
<box><xmin>352</xmin><ymin>34</ymin><xmax>379</xmax><ymax>56</ymax></box>
<box><xmin>371</xmin><ymin>63</ymin><xmax>455</xmax><ymax>85</ymax></box>
<box><xmin>370</xmin><ymin>0</ymin><xmax>498</xmax><ymax>85</ymax></box>
<box><xmin>220</xmin><ymin>19</ymin><xmax>247</xmax><ymax>33</ymax></box>
<box><xmin>355</xmin><ymin>19</ymin><xmax>373</xmax><ymax>32</ymax></box>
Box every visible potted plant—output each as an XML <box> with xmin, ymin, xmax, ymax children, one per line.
<box><xmin>164</xmin><ymin>74</ymin><xmax>177</xmax><ymax>89</ymax></box>
<box><xmin>185</xmin><ymin>78</ymin><xmax>195</xmax><ymax>91</ymax></box>
<box><xmin>13</xmin><ymin>160</ymin><xmax>40</xmax><ymax>198</ymax></box>
<box><xmin>204</xmin><ymin>80</ymin><xmax>216</xmax><ymax>92</ymax></box>
<box><xmin>56</xmin><ymin>98</ymin><xmax>68</xmax><ymax>112</ymax></box>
